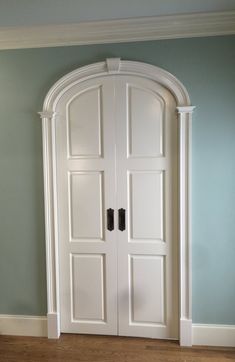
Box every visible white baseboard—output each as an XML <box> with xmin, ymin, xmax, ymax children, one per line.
<box><xmin>0</xmin><ymin>314</ymin><xmax>47</xmax><ymax>337</ymax></box>
<box><xmin>193</xmin><ymin>324</ymin><xmax>235</xmax><ymax>347</ymax></box>
<box><xmin>0</xmin><ymin>315</ymin><xmax>234</xmax><ymax>346</ymax></box>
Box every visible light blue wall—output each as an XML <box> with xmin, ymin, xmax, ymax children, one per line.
<box><xmin>0</xmin><ymin>0</ymin><xmax>235</xmax><ymax>26</ymax></box>
<box><xmin>0</xmin><ymin>36</ymin><xmax>234</xmax><ymax>324</ymax></box>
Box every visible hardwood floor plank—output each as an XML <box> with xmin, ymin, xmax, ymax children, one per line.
<box><xmin>0</xmin><ymin>335</ymin><xmax>235</xmax><ymax>362</ymax></box>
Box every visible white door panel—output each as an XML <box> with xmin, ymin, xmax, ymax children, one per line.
<box><xmin>56</xmin><ymin>74</ymin><xmax>178</xmax><ymax>339</ymax></box>
<box><xmin>129</xmin><ymin>171</ymin><xmax>164</xmax><ymax>241</ymax></box>
<box><xmin>69</xmin><ymin>172</ymin><xmax>104</xmax><ymax>240</ymax></box>
<box><xmin>72</xmin><ymin>254</ymin><xmax>105</xmax><ymax>321</ymax></box>
<box><xmin>127</xmin><ymin>85</ymin><xmax>164</xmax><ymax>158</ymax></box>
<box><xmin>130</xmin><ymin>255</ymin><xmax>165</xmax><ymax>324</ymax></box>
<box><xmin>68</xmin><ymin>86</ymin><xmax>103</xmax><ymax>158</ymax></box>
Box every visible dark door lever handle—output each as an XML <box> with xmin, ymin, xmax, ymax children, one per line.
<box><xmin>107</xmin><ymin>208</ymin><xmax>114</xmax><ymax>231</ymax></box>
<box><xmin>118</xmin><ymin>208</ymin><xmax>126</xmax><ymax>231</ymax></box>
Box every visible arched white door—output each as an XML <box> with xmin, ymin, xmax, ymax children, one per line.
<box><xmin>55</xmin><ymin>73</ymin><xmax>178</xmax><ymax>339</ymax></box>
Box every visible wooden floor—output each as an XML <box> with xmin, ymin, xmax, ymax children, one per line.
<box><xmin>0</xmin><ymin>334</ymin><xmax>235</xmax><ymax>362</ymax></box>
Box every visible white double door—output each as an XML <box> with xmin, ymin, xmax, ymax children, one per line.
<box><xmin>56</xmin><ymin>74</ymin><xmax>178</xmax><ymax>339</ymax></box>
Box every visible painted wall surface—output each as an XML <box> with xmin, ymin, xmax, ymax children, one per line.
<box><xmin>0</xmin><ymin>36</ymin><xmax>234</xmax><ymax>324</ymax></box>
<box><xmin>0</xmin><ymin>0</ymin><xmax>235</xmax><ymax>26</ymax></box>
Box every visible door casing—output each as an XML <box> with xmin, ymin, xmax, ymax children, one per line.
<box><xmin>39</xmin><ymin>58</ymin><xmax>195</xmax><ymax>346</ymax></box>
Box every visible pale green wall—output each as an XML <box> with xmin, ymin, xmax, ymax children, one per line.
<box><xmin>0</xmin><ymin>0</ymin><xmax>235</xmax><ymax>26</ymax></box>
<box><xmin>0</xmin><ymin>36</ymin><xmax>234</xmax><ymax>323</ymax></box>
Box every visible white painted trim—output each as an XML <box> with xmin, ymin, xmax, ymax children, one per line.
<box><xmin>180</xmin><ymin>318</ymin><xmax>192</xmax><ymax>347</ymax></box>
<box><xmin>1</xmin><ymin>315</ymin><xmax>234</xmax><ymax>346</ymax></box>
<box><xmin>0</xmin><ymin>315</ymin><xmax>47</xmax><ymax>337</ymax></box>
<box><xmin>39</xmin><ymin>59</ymin><xmax>195</xmax><ymax>344</ymax></box>
<box><xmin>47</xmin><ymin>313</ymin><xmax>60</xmax><ymax>339</ymax></box>
<box><xmin>177</xmin><ymin>106</ymin><xmax>194</xmax><ymax>346</ymax></box>
<box><xmin>40</xmin><ymin>110</ymin><xmax>60</xmax><ymax>339</ymax></box>
<box><xmin>177</xmin><ymin>106</ymin><xmax>195</xmax><ymax>114</ymax></box>
<box><xmin>106</xmin><ymin>58</ymin><xmax>121</xmax><ymax>73</ymax></box>
<box><xmin>193</xmin><ymin>324</ymin><xmax>235</xmax><ymax>347</ymax></box>
<box><xmin>43</xmin><ymin>60</ymin><xmax>190</xmax><ymax>107</ymax></box>
<box><xmin>1</xmin><ymin>11</ymin><xmax>235</xmax><ymax>50</ymax></box>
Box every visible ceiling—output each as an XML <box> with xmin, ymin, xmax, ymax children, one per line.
<box><xmin>0</xmin><ymin>0</ymin><xmax>235</xmax><ymax>27</ymax></box>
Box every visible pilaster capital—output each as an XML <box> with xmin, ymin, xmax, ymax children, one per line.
<box><xmin>177</xmin><ymin>106</ymin><xmax>195</xmax><ymax>114</ymax></box>
<box><xmin>38</xmin><ymin>110</ymin><xmax>56</xmax><ymax>119</ymax></box>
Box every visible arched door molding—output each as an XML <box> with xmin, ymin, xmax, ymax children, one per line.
<box><xmin>39</xmin><ymin>58</ymin><xmax>195</xmax><ymax>346</ymax></box>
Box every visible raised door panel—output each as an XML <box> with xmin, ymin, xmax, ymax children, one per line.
<box><xmin>130</xmin><ymin>255</ymin><xmax>165</xmax><ymax>325</ymax></box>
<box><xmin>127</xmin><ymin>85</ymin><xmax>164</xmax><ymax>158</ymax></box>
<box><xmin>67</xmin><ymin>86</ymin><xmax>102</xmax><ymax>158</ymax></box>
<box><xmin>69</xmin><ymin>172</ymin><xmax>104</xmax><ymax>241</ymax></box>
<box><xmin>72</xmin><ymin>254</ymin><xmax>106</xmax><ymax>322</ymax></box>
<box><xmin>129</xmin><ymin>171</ymin><xmax>164</xmax><ymax>241</ymax></box>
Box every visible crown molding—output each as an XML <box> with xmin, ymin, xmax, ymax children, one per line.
<box><xmin>0</xmin><ymin>11</ymin><xmax>234</xmax><ymax>50</ymax></box>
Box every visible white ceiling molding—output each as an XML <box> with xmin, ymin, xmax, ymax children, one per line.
<box><xmin>0</xmin><ymin>11</ymin><xmax>234</xmax><ymax>50</ymax></box>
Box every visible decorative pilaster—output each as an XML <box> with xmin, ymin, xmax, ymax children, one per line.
<box><xmin>39</xmin><ymin>110</ymin><xmax>60</xmax><ymax>338</ymax></box>
<box><xmin>177</xmin><ymin>106</ymin><xmax>195</xmax><ymax>346</ymax></box>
